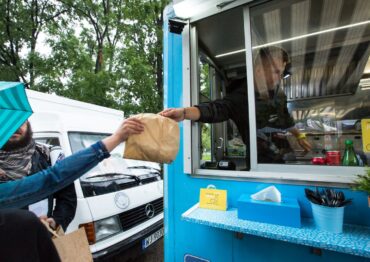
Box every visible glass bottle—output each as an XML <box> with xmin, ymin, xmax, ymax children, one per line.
<box><xmin>342</xmin><ymin>139</ymin><xmax>359</xmax><ymax>166</ymax></box>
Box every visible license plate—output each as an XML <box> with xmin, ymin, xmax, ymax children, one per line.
<box><xmin>142</xmin><ymin>228</ymin><xmax>164</xmax><ymax>249</ymax></box>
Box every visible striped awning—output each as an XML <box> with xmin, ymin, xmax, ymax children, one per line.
<box><xmin>0</xmin><ymin>82</ymin><xmax>33</xmax><ymax>149</ymax></box>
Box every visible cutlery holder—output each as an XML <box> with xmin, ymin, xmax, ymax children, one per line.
<box><xmin>311</xmin><ymin>202</ymin><xmax>344</xmax><ymax>233</ymax></box>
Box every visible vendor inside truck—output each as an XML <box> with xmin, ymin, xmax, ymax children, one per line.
<box><xmin>160</xmin><ymin>46</ymin><xmax>311</xmax><ymax>168</ymax></box>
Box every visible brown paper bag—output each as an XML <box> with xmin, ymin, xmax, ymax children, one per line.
<box><xmin>124</xmin><ymin>113</ymin><xmax>180</xmax><ymax>163</ymax></box>
<box><xmin>42</xmin><ymin>221</ymin><xmax>93</xmax><ymax>262</ymax></box>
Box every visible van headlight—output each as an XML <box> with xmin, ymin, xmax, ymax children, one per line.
<box><xmin>94</xmin><ymin>216</ymin><xmax>121</xmax><ymax>242</ymax></box>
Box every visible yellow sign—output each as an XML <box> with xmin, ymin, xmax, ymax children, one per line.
<box><xmin>199</xmin><ymin>187</ymin><xmax>227</xmax><ymax>211</ymax></box>
<box><xmin>362</xmin><ymin>119</ymin><xmax>370</xmax><ymax>153</ymax></box>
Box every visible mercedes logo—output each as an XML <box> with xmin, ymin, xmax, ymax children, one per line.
<box><xmin>145</xmin><ymin>204</ymin><xmax>155</xmax><ymax>218</ymax></box>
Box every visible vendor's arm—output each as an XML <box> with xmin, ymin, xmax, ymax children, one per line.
<box><xmin>289</xmin><ymin>127</ymin><xmax>312</xmax><ymax>152</ymax></box>
<box><xmin>159</xmin><ymin>88</ymin><xmax>243</xmax><ymax>123</ymax></box>
<box><xmin>159</xmin><ymin>107</ymin><xmax>201</xmax><ymax>122</ymax></box>
<box><xmin>0</xmin><ymin>117</ymin><xmax>144</xmax><ymax>209</ymax></box>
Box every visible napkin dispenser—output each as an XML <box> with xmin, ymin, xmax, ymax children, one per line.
<box><xmin>237</xmin><ymin>188</ymin><xmax>301</xmax><ymax>228</ymax></box>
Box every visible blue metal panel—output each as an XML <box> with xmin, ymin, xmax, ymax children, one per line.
<box><xmin>233</xmin><ymin>234</ymin><xmax>369</xmax><ymax>262</ymax></box>
<box><xmin>167</xmin><ymin>176</ymin><xmax>370</xmax><ymax>261</ymax></box>
<box><xmin>163</xmin><ymin>5</ymin><xmax>233</xmax><ymax>261</ymax></box>
<box><xmin>163</xmin><ymin>4</ymin><xmax>184</xmax><ymax>262</ymax></box>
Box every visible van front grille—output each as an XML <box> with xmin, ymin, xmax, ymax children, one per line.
<box><xmin>119</xmin><ymin>198</ymin><xmax>163</xmax><ymax>231</ymax></box>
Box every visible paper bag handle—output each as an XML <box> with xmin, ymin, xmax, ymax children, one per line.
<box><xmin>40</xmin><ymin>219</ymin><xmax>60</xmax><ymax>238</ymax></box>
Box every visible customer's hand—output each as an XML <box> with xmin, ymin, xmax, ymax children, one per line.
<box><xmin>39</xmin><ymin>216</ymin><xmax>57</xmax><ymax>229</ymax></box>
<box><xmin>115</xmin><ymin>117</ymin><xmax>144</xmax><ymax>142</ymax></box>
<box><xmin>102</xmin><ymin>117</ymin><xmax>144</xmax><ymax>152</ymax></box>
<box><xmin>159</xmin><ymin>108</ymin><xmax>185</xmax><ymax>122</ymax></box>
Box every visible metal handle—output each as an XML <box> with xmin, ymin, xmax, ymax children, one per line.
<box><xmin>217</xmin><ymin>137</ymin><xmax>224</xmax><ymax>149</ymax></box>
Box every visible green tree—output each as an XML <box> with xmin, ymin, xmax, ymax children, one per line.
<box><xmin>117</xmin><ymin>0</ymin><xmax>168</xmax><ymax>114</ymax></box>
<box><xmin>40</xmin><ymin>0</ymin><xmax>125</xmax><ymax>108</ymax></box>
<box><xmin>1</xmin><ymin>0</ymin><xmax>169</xmax><ymax>114</ymax></box>
<box><xmin>0</xmin><ymin>0</ymin><xmax>67</xmax><ymax>87</ymax></box>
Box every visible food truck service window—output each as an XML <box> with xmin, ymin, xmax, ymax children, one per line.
<box><xmin>188</xmin><ymin>0</ymin><xmax>369</xmax><ymax>183</ymax></box>
<box><xmin>192</xmin><ymin>7</ymin><xmax>249</xmax><ymax>172</ymax></box>
<box><xmin>250</xmin><ymin>0</ymin><xmax>370</xmax><ymax>169</ymax></box>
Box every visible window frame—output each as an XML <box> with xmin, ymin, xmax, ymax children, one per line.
<box><xmin>32</xmin><ymin>132</ymin><xmax>62</xmax><ymax>147</ymax></box>
<box><xmin>183</xmin><ymin>3</ymin><xmax>367</xmax><ymax>185</ymax></box>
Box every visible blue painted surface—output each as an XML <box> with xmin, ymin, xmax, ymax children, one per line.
<box><xmin>163</xmin><ymin>5</ymin><xmax>185</xmax><ymax>262</ymax></box>
<box><xmin>182</xmin><ymin>206</ymin><xmax>370</xmax><ymax>258</ymax></box>
<box><xmin>233</xmin><ymin>234</ymin><xmax>369</xmax><ymax>262</ymax></box>
<box><xmin>237</xmin><ymin>195</ymin><xmax>301</xmax><ymax>228</ymax></box>
<box><xmin>162</xmin><ymin>5</ymin><xmax>370</xmax><ymax>262</ymax></box>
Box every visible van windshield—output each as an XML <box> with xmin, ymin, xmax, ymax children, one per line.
<box><xmin>68</xmin><ymin>132</ymin><xmax>161</xmax><ymax>197</ymax></box>
<box><xmin>69</xmin><ymin>132</ymin><xmax>123</xmax><ymax>157</ymax></box>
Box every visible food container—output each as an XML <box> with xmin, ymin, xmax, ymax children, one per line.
<box><xmin>326</xmin><ymin>151</ymin><xmax>341</xmax><ymax>165</ymax></box>
<box><xmin>311</xmin><ymin>157</ymin><xmax>326</xmax><ymax>165</ymax></box>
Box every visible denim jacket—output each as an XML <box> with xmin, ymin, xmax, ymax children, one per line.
<box><xmin>0</xmin><ymin>141</ymin><xmax>110</xmax><ymax>209</ymax></box>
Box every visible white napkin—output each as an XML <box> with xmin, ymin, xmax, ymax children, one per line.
<box><xmin>251</xmin><ymin>186</ymin><xmax>281</xmax><ymax>203</ymax></box>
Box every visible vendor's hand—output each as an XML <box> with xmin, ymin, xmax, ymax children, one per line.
<box><xmin>159</xmin><ymin>108</ymin><xmax>185</xmax><ymax>122</ymax></box>
<box><xmin>40</xmin><ymin>216</ymin><xmax>57</xmax><ymax>229</ymax></box>
<box><xmin>115</xmin><ymin>117</ymin><xmax>144</xmax><ymax>142</ymax></box>
<box><xmin>297</xmin><ymin>138</ymin><xmax>312</xmax><ymax>152</ymax></box>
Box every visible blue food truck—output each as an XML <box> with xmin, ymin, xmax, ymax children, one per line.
<box><xmin>162</xmin><ymin>0</ymin><xmax>370</xmax><ymax>261</ymax></box>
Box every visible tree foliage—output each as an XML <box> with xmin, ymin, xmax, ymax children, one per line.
<box><xmin>0</xmin><ymin>0</ymin><xmax>169</xmax><ymax>114</ymax></box>
<box><xmin>0</xmin><ymin>0</ymin><xmax>67</xmax><ymax>87</ymax></box>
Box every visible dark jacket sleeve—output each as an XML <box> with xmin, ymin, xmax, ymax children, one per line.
<box><xmin>195</xmin><ymin>87</ymin><xmax>246</xmax><ymax>123</ymax></box>
<box><xmin>273</xmin><ymin>91</ymin><xmax>295</xmax><ymax>129</ymax></box>
<box><xmin>50</xmin><ymin>183</ymin><xmax>77</xmax><ymax>231</ymax></box>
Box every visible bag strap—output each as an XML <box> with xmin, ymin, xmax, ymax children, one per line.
<box><xmin>40</xmin><ymin>219</ymin><xmax>60</xmax><ymax>238</ymax></box>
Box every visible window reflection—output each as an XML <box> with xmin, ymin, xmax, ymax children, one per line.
<box><xmin>196</xmin><ymin>7</ymin><xmax>248</xmax><ymax>170</ymax></box>
<box><xmin>251</xmin><ymin>0</ymin><xmax>370</xmax><ymax>166</ymax></box>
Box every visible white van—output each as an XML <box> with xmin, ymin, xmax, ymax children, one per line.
<box><xmin>26</xmin><ymin>90</ymin><xmax>164</xmax><ymax>260</ymax></box>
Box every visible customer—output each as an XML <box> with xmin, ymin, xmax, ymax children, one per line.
<box><xmin>0</xmin><ymin>120</ymin><xmax>76</xmax><ymax>230</ymax></box>
<box><xmin>0</xmin><ymin>117</ymin><xmax>144</xmax><ymax>208</ymax></box>
<box><xmin>160</xmin><ymin>46</ymin><xmax>311</xmax><ymax>165</ymax></box>
<box><xmin>0</xmin><ymin>116</ymin><xmax>144</xmax><ymax>261</ymax></box>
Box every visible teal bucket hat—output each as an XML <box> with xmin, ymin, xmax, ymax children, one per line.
<box><xmin>0</xmin><ymin>82</ymin><xmax>33</xmax><ymax>149</ymax></box>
